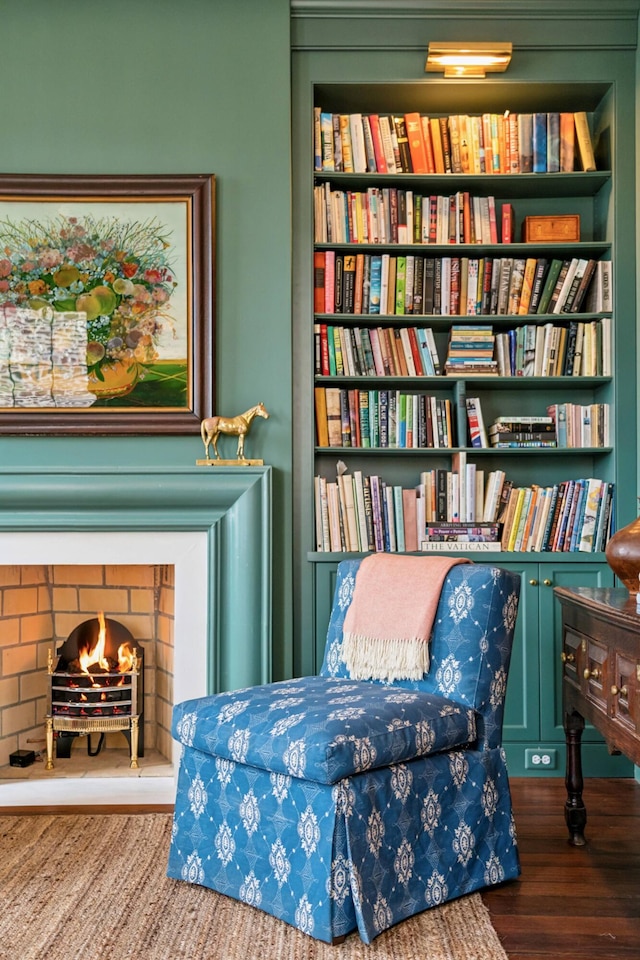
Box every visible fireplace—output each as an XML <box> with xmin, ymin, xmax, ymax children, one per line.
<box><xmin>0</xmin><ymin>466</ymin><xmax>272</xmax><ymax>806</ymax></box>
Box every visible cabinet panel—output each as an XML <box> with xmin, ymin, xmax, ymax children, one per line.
<box><xmin>313</xmin><ymin>561</ymin><xmax>340</xmax><ymax>673</ymax></box>
<box><xmin>498</xmin><ymin>562</ymin><xmax>541</xmax><ymax>743</ymax></box>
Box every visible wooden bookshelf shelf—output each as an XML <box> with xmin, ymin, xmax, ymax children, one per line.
<box><xmin>314</xmin><ymin>170</ymin><xmax>612</xmax><ymax>198</ymax></box>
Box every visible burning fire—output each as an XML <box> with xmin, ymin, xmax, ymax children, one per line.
<box><xmin>78</xmin><ymin>612</ymin><xmax>137</xmax><ymax>675</ymax></box>
<box><xmin>117</xmin><ymin>642</ymin><xmax>137</xmax><ymax>672</ymax></box>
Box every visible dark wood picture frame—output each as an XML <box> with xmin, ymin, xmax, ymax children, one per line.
<box><xmin>0</xmin><ymin>173</ymin><xmax>215</xmax><ymax>434</ymax></box>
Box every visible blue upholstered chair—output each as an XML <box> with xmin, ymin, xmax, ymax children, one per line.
<box><xmin>167</xmin><ymin>560</ymin><xmax>521</xmax><ymax>944</ymax></box>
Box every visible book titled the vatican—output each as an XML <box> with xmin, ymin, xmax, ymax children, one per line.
<box><xmin>420</xmin><ymin>540</ymin><xmax>501</xmax><ymax>552</ymax></box>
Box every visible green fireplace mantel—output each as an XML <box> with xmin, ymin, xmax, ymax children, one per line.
<box><xmin>0</xmin><ymin>465</ymin><xmax>272</xmax><ymax>694</ymax></box>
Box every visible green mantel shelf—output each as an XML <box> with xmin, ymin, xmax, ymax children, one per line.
<box><xmin>0</xmin><ymin>466</ymin><xmax>273</xmax><ymax>695</ymax></box>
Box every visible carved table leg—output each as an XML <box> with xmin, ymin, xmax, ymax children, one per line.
<box><xmin>564</xmin><ymin>708</ymin><xmax>587</xmax><ymax>846</ymax></box>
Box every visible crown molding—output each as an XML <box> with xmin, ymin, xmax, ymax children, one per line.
<box><xmin>291</xmin><ymin>0</ymin><xmax>640</xmax><ymax>51</ymax></box>
<box><xmin>291</xmin><ymin>0</ymin><xmax>640</xmax><ymax>14</ymax></box>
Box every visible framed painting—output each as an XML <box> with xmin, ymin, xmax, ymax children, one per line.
<box><xmin>0</xmin><ymin>173</ymin><xmax>215</xmax><ymax>434</ymax></box>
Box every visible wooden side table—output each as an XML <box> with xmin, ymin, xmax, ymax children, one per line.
<box><xmin>555</xmin><ymin>586</ymin><xmax>640</xmax><ymax>845</ymax></box>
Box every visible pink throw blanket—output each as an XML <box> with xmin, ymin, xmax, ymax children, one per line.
<box><xmin>342</xmin><ymin>554</ymin><xmax>471</xmax><ymax>681</ymax></box>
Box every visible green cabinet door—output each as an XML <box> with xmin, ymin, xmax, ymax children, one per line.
<box><xmin>314</xmin><ymin>561</ymin><xmax>340</xmax><ymax>674</ymax></box>
<box><xmin>499</xmin><ymin>561</ymin><xmax>614</xmax><ymax>746</ymax></box>
<box><xmin>499</xmin><ymin>562</ymin><xmax>542</xmax><ymax>744</ymax></box>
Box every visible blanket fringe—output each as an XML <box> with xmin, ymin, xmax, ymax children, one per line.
<box><xmin>342</xmin><ymin>632</ymin><xmax>431</xmax><ymax>682</ymax></box>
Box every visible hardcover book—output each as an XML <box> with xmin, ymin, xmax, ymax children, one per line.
<box><xmin>559</xmin><ymin>112</ymin><xmax>576</xmax><ymax>171</ymax></box>
<box><xmin>574</xmin><ymin>111</ymin><xmax>597</xmax><ymax>171</ymax></box>
<box><xmin>532</xmin><ymin>113</ymin><xmax>547</xmax><ymax>173</ymax></box>
<box><xmin>405</xmin><ymin>112</ymin><xmax>429</xmax><ymax>174</ymax></box>
<box><xmin>517</xmin><ymin>113</ymin><xmax>533</xmax><ymax>172</ymax></box>
<box><xmin>421</xmin><ymin>540</ymin><xmax>502</xmax><ymax>552</ymax></box>
<box><xmin>546</xmin><ymin>112</ymin><xmax>560</xmax><ymax>172</ymax></box>
<box><xmin>536</xmin><ymin>259</ymin><xmax>564</xmax><ymax>314</ymax></box>
<box><xmin>393</xmin><ymin>115</ymin><xmax>412</xmax><ymax>172</ymax></box>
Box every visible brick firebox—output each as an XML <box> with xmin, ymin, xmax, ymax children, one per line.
<box><xmin>0</xmin><ymin>563</ymin><xmax>174</xmax><ymax>770</ymax></box>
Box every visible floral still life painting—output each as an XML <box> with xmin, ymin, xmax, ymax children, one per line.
<box><xmin>0</xmin><ymin>174</ymin><xmax>214</xmax><ymax>435</ymax></box>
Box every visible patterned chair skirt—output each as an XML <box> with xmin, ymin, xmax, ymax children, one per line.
<box><xmin>168</xmin><ymin>737</ymin><xmax>518</xmax><ymax>943</ymax></box>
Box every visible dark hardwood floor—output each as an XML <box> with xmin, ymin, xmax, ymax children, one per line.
<box><xmin>483</xmin><ymin>777</ymin><xmax>640</xmax><ymax>960</ymax></box>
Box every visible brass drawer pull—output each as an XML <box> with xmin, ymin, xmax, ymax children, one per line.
<box><xmin>584</xmin><ymin>667</ymin><xmax>601</xmax><ymax>681</ymax></box>
<box><xmin>611</xmin><ymin>684</ymin><xmax>629</xmax><ymax>697</ymax></box>
<box><xmin>529</xmin><ymin>579</ymin><xmax>538</xmax><ymax>586</ymax></box>
<box><xmin>561</xmin><ymin>651</ymin><xmax>575</xmax><ymax>664</ymax></box>
<box><xmin>543</xmin><ymin>579</ymin><xmax>552</xmax><ymax>586</ymax></box>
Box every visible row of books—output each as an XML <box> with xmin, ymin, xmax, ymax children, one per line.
<box><xmin>314</xmin><ymin>186</ymin><xmax>506</xmax><ymax>245</ymax></box>
<box><xmin>494</xmin><ymin>318</ymin><xmax>611</xmax><ymax>378</ymax></box>
<box><xmin>314</xmin><ymin>109</ymin><xmax>597</xmax><ymax>176</ymax></box>
<box><xmin>421</xmin><ymin>455</ymin><xmax>506</xmax><ymax>526</ymax></box>
<box><xmin>546</xmin><ymin>403</ymin><xmax>611</xmax><ymax>448</ymax></box>
<box><xmin>314</xmin><ymin>386</ymin><xmax>609</xmax><ymax>452</ymax></box>
<box><xmin>314</xmin><ymin>387</ymin><xmax>455</xmax><ymax>449</ymax></box>
<box><xmin>315</xmin><ymin>471</ymin><xmax>423</xmax><ymax>553</ymax></box>
<box><xmin>313</xmin><ymin>317</ymin><xmax>610</xmax><ymax>380</ymax></box>
<box><xmin>499</xmin><ymin>478</ymin><xmax>614</xmax><ymax>553</ymax></box>
<box><xmin>419</xmin><ymin>459</ymin><xmax>613</xmax><ymax>535</ymax></box>
<box><xmin>467</xmin><ymin>404</ymin><xmax>610</xmax><ymax>450</ymax></box>
<box><xmin>315</xmin><ymin>465</ymin><xmax>503</xmax><ymax>554</ymax></box>
<box><xmin>314</xmin><ymin>251</ymin><xmax>612</xmax><ymax>318</ymax></box>
<box><xmin>314</xmin><ymin>467</ymin><xmax>613</xmax><ymax>554</ymax></box>
<box><xmin>315</xmin><ymin>323</ymin><xmax>441</xmax><ymax>378</ymax></box>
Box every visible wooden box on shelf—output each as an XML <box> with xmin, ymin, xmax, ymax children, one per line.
<box><xmin>522</xmin><ymin>214</ymin><xmax>581</xmax><ymax>243</ymax></box>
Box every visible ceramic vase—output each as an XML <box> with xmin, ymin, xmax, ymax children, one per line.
<box><xmin>605</xmin><ymin>515</ymin><xmax>640</xmax><ymax>595</ymax></box>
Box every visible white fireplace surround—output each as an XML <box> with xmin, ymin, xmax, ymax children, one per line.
<box><xmin>0</xmin><ymin>465</ymin><xmax>272</xmax><ymax>808</ymax></box>
<box><xmin>1</xmin><ymin>531</ymin><xmax>207</xmax><ymax>806</ymax></box>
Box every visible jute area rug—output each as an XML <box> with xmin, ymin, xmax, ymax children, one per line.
<box><xmin>0</xmin><ymin>814</ymin><xmax>508</xmax><ymax>960</ymax></box>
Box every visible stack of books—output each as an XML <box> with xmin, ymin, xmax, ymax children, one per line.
<box><xmin>489</xmin><ymin>415</ymin><xmax>557</xmax><ymax>449</ymax></box>
<box><xmin>423</xmin><ymin>521</ymin><xmax>500</xmax><ymax>544</ymax></box>
<box><xmin>444</xmin><ymin>325</ymin><xmax>497</xmax><ymax>375</ymax></box>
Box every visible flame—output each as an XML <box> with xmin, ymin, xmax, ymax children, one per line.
<box><xmin>76</xmin><ymin>613</ymin><xmax>137</xmax><ymax>675</ymax></box>
<box><xmin>117</xmin><ymin>642</ymin><xmax>136</xmax><ymax>672</ymax></box>
<box><xmin>79</xmin><ymin>612</ymin><xmax>110</xmax><ymax>674</ymax></box>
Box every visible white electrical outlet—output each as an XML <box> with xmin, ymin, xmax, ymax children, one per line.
<box><xmin>524</xmin><ymin>748</ymin><xmax>558</xmax><ymax>769</ymax></box>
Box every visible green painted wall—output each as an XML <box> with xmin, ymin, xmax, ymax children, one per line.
<box><xmin>0</xmin><ymin>0</ymin><xmax>293</xmax><ymax>677</ymax></box>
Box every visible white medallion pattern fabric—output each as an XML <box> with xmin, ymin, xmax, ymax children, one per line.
<box><xmin>168</xmin><ymin>561</ymin><xmax>521</xmax><ymax>944</ymax></box>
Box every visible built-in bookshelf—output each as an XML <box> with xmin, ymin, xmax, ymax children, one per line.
<box><xmin>308</xmin><ymin>85</ymin><xmax>618</xmax><ymax>565</ymax></box>
<box><xmin>291</xmin><ymin>10</ymin><xmax>637</xmax><ymax>777</ymax></box>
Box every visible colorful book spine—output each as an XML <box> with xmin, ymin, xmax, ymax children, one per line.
<box><xmin>532</xmin><ymin>113</ymin><xmax>547</xmax><ymax>173</ymax></box>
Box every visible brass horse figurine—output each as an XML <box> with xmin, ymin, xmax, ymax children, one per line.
<box><xmin>201</xmin><ymin>402</ymin><xmax>269</xmax><ymax>461</ymax></box>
